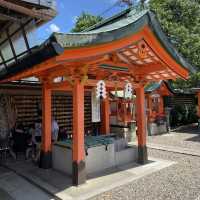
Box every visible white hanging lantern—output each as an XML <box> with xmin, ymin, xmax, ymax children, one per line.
<box><xmin>124</xmin><ymin>82</ymin><xmax>133</xmax><ymax>99</ymax></box>
<box><xmin>96</xmin><ymin>80</ymin><xmax>107</xmax><ymax>99</ymax></box>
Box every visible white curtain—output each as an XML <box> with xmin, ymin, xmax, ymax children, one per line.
<box><xmin>91</xmin><ymin>88</ymin><xmax>101</xmax><ymax>122</ymax></box>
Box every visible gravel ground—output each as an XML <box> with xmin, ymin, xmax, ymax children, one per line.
<box><xmin>147</xmin><ymin>126</ymin><xmax>200</xmax><ymax>151</ymax></box>
<box><xmin>90</xmin><ymin>149</ymin><xmax>200</xmax><ymax>200</ymax></box>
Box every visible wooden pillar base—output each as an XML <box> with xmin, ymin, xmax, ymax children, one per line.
<box><xmin>39</xmin><ymin>151</ymin><xmax>52</xmax><ymax>169</ymax></box>
<box><xmin>72</xmin><ymin>160</ymin><xmax>86</xmax><ymax>186</ymax></box>
<box><xmin>138</xmin><ymin>145</ymin><xmax>148</xmax><ymax>164</ymax></box>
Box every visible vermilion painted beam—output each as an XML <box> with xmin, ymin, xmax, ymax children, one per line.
<box><xmin>0</xmin><ymin>57</ymin><xmax>58</xmax><ymax>83</ymax></box>
<box><xmin>48</xmin><ymin>81</ymin><xmax>73</xmax><ymax>91</ymax></box>
<box><xmin>101</xmin><ymin>97</ymin><xmax>110</xmax><ymax>134</ymax></box>
<box><xmin>159</xmin><ymin>84</ymin><xmax>173</xmax><ymax>96</ymax></box>
<box><xmin>72</xmin><ymin>80</ymin><xmax>86</xmax><ymax>185</ymax></box>
<box><xmin>56</xmin><ymin>31</ymin><xmax>144</xmax><ymax>62</ymax></box>
<box><xmin>40</xmin><ymin>82</ymin><xmax>52</xmax><ymax>169</ymax></box>
<box><xmin>99</xmin><ymin>61</ymin><xmax>130</xmax><ymax>69</ymax></box>
<box><xmin>86</xmin><ymin>79</ymin><xmax>125</xmax><ymax>89</ymax></box>
<box><xmin>48</xmin><ymin>79</ymin><xmax>128</xmax><ymax>90</ymax></box>
<box><xmin>135</xmin><ymin>86</ymin><xmax>148</xmax><ymax>164</ymax></box>
<box><xmin>134</xmin><ymin>63</ymin><xmax>166</xmax><ymax>75</ymax></box>
<box><xmin>1</xmin><ymin>25</ymin><xmax>189</xmax><ymax>84</ymax></box>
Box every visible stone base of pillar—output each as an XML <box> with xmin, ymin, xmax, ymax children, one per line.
<box><xmin>138</xmin><ymin>145</ymin><xmax>148</xmax><ymax>164</ymax></box>
<box><xmin>72</xmin><ymin>160</ymin><xmax>86</xmax><ymax>186</ymax></box>
<box><xmin>39</xmin><ymin>151</ymin><xmax>52</xmax><ymax>169</ymax></box>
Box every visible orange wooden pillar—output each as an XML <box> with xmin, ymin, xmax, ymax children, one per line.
<box><xmin>158</xmin><ymin>96</ymin><xmax>164</xmax><ymax>114</ymax></box>
<box><xmin>40</xmin><ymin>81</ymin><xmax>52</xmax><ymax>169</ymax></box>
<box><xmin>147</xmin><ymin>95</ymin><xmax>152</xmax><ymax>120</ymax></box>
<box><xmin>135</xmin><ymin>86</ymin><xmax>148</xmax><ymax>164</ymax></box>
<box><xmin>72</xmin><ymin>80</ymin><xmax>86</xmax><ymax>185</ymax></box>
<box><xmin>101</xmin><ymin>97</ymin><xmax>110</xmax><ymax>134</ymax></box>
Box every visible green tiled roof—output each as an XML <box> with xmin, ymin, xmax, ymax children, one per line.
<box><xmin>0</xmin><ymin>7</ymin><xmax>196</xmax><ymax>81</ymax></box>
<box><xmin>145</xmin><ymin>81</ymin><xmax>162</xmax><ymax>92</ymax></box>
<box><xmin>48</xmin><ymin>8</ymin><xmax>195</xmax><ymax>73</ymax></box>
<box><xmin>145</xmin><ymin>81</ymin><xmax>175</xmax><ymax>94</ymax></box>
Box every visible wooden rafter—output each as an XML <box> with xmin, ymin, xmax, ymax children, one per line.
<box><xmin>0</xmin><ymin>0</ymin><xmax>56</xmax><ymax>21</ymax></box>
<box><xmin>116</xmin><ymin>52</ymin><xmax>132</xmax><ymax>65</ymax></box>
<box><xmin>143</xmin><ymin>26</ymin><xmax>188</xmax><ymax>79</ymax></box>
<box><xmin>0</xmin><ymin>12</ymin><xmax>22</xmax><ymax>22</ymax></box>
<box><xmin>120</xmin><ymin>52</ymin><xmax>138</xmax><ymax>66</ymax></box>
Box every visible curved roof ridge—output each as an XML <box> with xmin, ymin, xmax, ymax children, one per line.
<box><xmin>0</xmin><ymin>8</ymin><xmax>196</xmax><ymax>81</ymax></box>
<box><xmin>145</xmin><ymin>81</ymin><xmax>175</xmax><ymax>94</ymax></box>
<box><xmin>83</xmin><ymin>7</ymin><xmax>132</xmax><ymax>32</ymax></box>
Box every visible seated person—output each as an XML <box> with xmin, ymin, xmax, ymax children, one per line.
<box><xmin>25</xmin><ymin>124</ymin><xmax>35</xmax><ymax>159</ymax></box>
<box><xmin>33</xmin><ymin>120</ymin><xmax>42</xmax><ymax>163</ymax></box>
<box><xmin>34</xmin><ymin>120</ymin><xmax>42</xmax><ymax>143</ymax></box>
<box><xmin>12</xmin><ymin>123</ymin><xmax>27</xmax><ymax>159</ymax></box>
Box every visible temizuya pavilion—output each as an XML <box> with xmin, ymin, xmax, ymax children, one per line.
<box><xmin>0</xmin><ymin>8</ymin><xmax>195</xmax><ymax>185</ymax></box>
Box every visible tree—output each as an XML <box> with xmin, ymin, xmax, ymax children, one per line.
<box><xmin>149</xmin><ymin>0</ymin><xmax>200</xmax><ymax>89</ymax></box>
<box><xmin>71</xmin><ymin>12</ymin><xmax>103</xmax><ymax>33</ymax></box>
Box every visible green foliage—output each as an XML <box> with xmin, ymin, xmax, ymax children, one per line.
<box><xmin>71</xmin><ymin>12</ymin><xmax>103</xmax><ymax>33</ymax></box>
<box><xmin>170</xmin><ymin>104</ymin><xmax>198</xmax><ymax>127</ymax></box>
<box><xmin>149</xmin><ymin>0</ymin><xmax>200</xmax><ymax>88</ymax></box>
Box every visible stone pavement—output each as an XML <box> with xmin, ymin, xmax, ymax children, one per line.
<box><xmin>4</xmin><ymin>158</ymin><xmax>175</xmax><ymax>200</ymax></box>
<box><xmin>145</xmin><ymin>124</ymin><xmax>200</xmax><ymax>157</ymax></box>
<box><xmin>0</xmin><ymin>166</ymin><xmax>54</xmax><ymax>200</ymax></box>
<box><xmin>2</xmin><ymin>126</ymin><xmax>199</xmax><ymax>200</ymax></box>
<box><xmin>146</xmin><ymin>142</ymin><xmax>200</xmax><ymax>157</ymax></box>
<box><xmin>147</xmin><ymin>124</ymin><xmax>200</xmax><ymax>151</ymax></box>
<box><xmin>92</xmin><ymin>149</ymin><xmax>200</xmax><ymax>200</ymax></box>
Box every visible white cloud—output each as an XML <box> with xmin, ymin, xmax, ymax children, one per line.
<box><xmin>49</xmin><ymin>23</ymin><xmax>60</xmax><ymax>32</ymax></box>
<box><xmin>72</xmin><ymin>16</ymin><xmax>78</xmax><ymax>24</ymax></box>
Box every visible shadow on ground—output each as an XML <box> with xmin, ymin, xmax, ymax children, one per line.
<box><xmin>185</xmin><ymin>135</ymin><xmax>200</xmax><ymax>143</ymax></box>
<box><xmin>3</xmin><ymin>157</ymin><xmax>154</xmax><ymax>192</ymax></box>
<box><xmin>171</xmin><ymin>124</ymin><xmax>200</xmax><ymax>134</ymax></box>
<box><xmin>0</xmin><ymin>156</ymin><xmax>164</xmax><ymax>200</ymax></box>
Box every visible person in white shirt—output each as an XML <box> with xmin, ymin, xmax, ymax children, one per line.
<box><xmin>52</xmin><ymin>118</ymin><xmax>59</xmax><ymax>142</ymax></box>
<box><xmin>34</xmin><ymin>120</ymin><xmax>42</xmax><ymax>143</ymax></box>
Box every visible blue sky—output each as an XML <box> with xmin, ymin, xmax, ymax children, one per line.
<box><xmin>35</xmin><ymin>0</ymin><xmax>129</xmax><ymax>43</ymax></box>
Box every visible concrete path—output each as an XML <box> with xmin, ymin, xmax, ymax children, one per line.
<box><xmin>92</xmin><ymin>148</ymin><xmax>200</xmax><ymax>200</ymax></box>
<box><xmin>0</xmin><ymin>166</ymin><xmax>55</xmax><ymax>200</ymax></box>
<box><xmin>130</xmin><ymin>141</ymin><xmax>200</xmax><ymax>157</ymax></box>
<box><xmin>147</xmin><ymin>142</ymin><xmax>200</xmax><ymax>157</ymax></box>
<box><xmin>147</xmin><ymin>125</ymin><xmax>200</xmax><ymax>151</ymax></box>
<box><xmin>143</xmin><ymin>125</ymin><xmax>200</xmax><ymax>157</ymax></box>
<box><xmin>4</xmin><ymin>158</ymin><xmax>175</xmax><ymax>200</ymax></box>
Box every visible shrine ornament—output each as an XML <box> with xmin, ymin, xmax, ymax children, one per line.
<box><xmin>96</xmin><ymin>80</ymin><xmax>107</xmax><ymax>99</ymax></box>
<box><xmin>124</xmin><ymin>82</ymin><xmax>133</xmax><ymax>99</ymax></box>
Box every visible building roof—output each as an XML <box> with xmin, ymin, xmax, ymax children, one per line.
<box><xmin>0</xmin><ymin>0</ymin><xmax>57</xmax><ymax>78</ymax></box>
<box><xmin>0</xmin><ymin>7</ymin><xmax>196</xmax><ymax>82</ymax></box>
<box><xmin>145</xmin><ymin>81</ymin><xmax>196</xmax><ymax>95</ymax></box>
<box><xmin>145</xmin><ymin>81</ymin><xmax>174</xmax><ymax>93</ymax></box>
<box><xmin>0</xmin><ymin>0</ymin><xmax>56</xmax><ymax>28</ymax></box>
<box><xmin>48</xmin><ymin>9</ymin><xmax>195</xmax><ymax>72</ymax></box>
